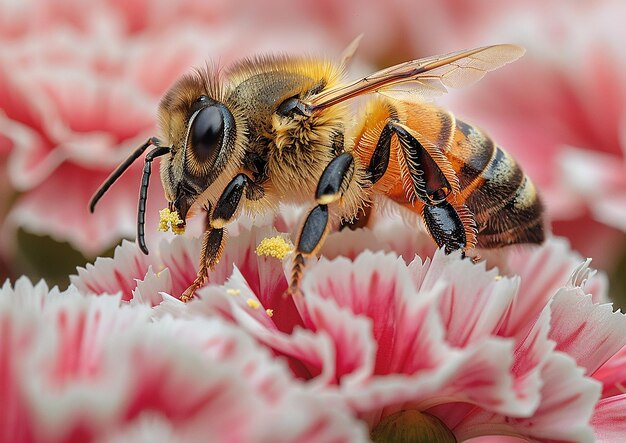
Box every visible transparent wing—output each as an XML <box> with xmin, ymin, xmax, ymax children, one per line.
<box><xmin>310</xmin><ymin>44</ymin><xmax>525</xmax><ymax>110</ymax></box>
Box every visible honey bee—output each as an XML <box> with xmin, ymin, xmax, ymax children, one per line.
<box><xmin>90</xmin><ymin>44</ymin><xmax>544</xmax><ymax>301</ymax></box>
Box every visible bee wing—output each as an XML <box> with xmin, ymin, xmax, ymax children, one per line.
<box><xmin>310</xmin><ymin>44</ymin><xmax>525</xmax><ymax>110</ymax></box>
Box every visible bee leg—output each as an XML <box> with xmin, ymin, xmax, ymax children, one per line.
<box><xmin>290</xmin><ymin>204</ymin><xmax>329</xmax><ymax>295</ymax></box>
<box><xmin>181</xmin><ymin>174</ymin><xmax>264</xmax><ymax>302</ymax></box>
<box><xmin>211</xmin><ymin>173</ymin><xmax>264</xmax><ymax>228</ymax></box>
<box><xmin>366</xmin><ymin>121</ymin><xmax>393</xmax><ymax>185</ymax></box>
<box><xmin>315</xmin><ymin>152</ymin><xmax>355</xmax><ymax>204</ymax></box>
<box><xmin>339</xmin><ymin>121</ymin><xmax>393</xmax><ymax>231</ymax></box>
<box><xmin>290</xmin><ymin>152</ymin><xmax>357</xmax><ymax>294</ymax></box>
<box><xmin>181</xmin><ymin>221</ymin><xmax>225</xmax><ymax>302</ymax></box>
<box><xmin>390</xmin><ymin>122</ymin><xmax>477</xmax><ymax>254</ymax></box>
<box><xmin>422</xmin><ymin>201</ymin><xmax>468</xmax><ymax>255</ymax></box>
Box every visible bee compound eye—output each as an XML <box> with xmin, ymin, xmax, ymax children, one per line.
<box><xmin>190</xmin><ymin>105</ymin><xmax>224</xmax><ymax>164</ymax></box>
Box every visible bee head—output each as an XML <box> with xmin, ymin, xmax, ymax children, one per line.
<box><xmin>157</xmin><ymin>70</ymin><xmax>243</xmax><ymax>224</ymax></box>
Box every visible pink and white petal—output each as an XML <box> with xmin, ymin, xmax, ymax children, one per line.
<box><xmin>418</xmin><ymin>248</ymin><xmax>519</xmax><ymax>347</ymax></box>
<box><xmin>496</xmin><ymin>238</ymin><xmax>609</xmax><ymax>339</ymax></box>
<box><xmin>8</xmin><ymin>160</ymin><xmax>168</xmax><ymax>255</ymax></box>
<box><xmin>131</xmin><ymin>266</ymin><xmax>172</xmax><ymax>307</ymax></box>
<box><xmin>593</xmin><ymin>345</ymin><xmax>626</xmax><ymax>397</ymax></box>
<box><xmin>71</xmin><ymin>239</ymin><xmax>154</xmax><ymax>300</ymax></box>
<box><xmin>0</xmin><ymin>280</ymin><xmax>46</xmax><ymax>443</ymax></box>
<box><xmin>205</xmin><ymin>226</ymin><xmax>303</xmax><ymax>333</ymax></box>
<box><xmin>156</xmin><ymin>235</ymin><xmax>202</xmax><ymax>297</ymax></box>
<box><xmin>155</xmin><ymin>316</ymin><xmax>296</xmax><ymax>404</ymax></box>
<box><xmin>507</xmin><ymin>305</ymin><xmax>554</xmax><ymax>412</ymax></box>
<box><xmin>384</xmin><ymin>275</ymin><xmax>448</xmax><ymax>377</ymax></box>
<box><xmin>169</xmin><ymin>278</ymin><xmax>336</xmax><ymax>385</ymax></box>
<box><xmin>245</xmin><ymin>323</ymin><xmax>339</xmax><ymax>386</ymax></box>
<box><xmin>123</xmin><ymin>25</ymin><xmax>240</xmax><ymax>97</ymax></box>
<box><xmin>4</xmin><ymin>287</ymin><xmax>149</xmax><ymax>442</ymax></box>
<box><xmin>548</xmin><ymin>289</ymin><xmax>626</xmax><ymax>376</ymax></box>
<box><xmin>591</xmin><ymin>394</ymin><xmax>626</xmax><ymax>443</ymax></box>
<box><xmin>592</xmin><ymin>194</ymin><xmax>626</xmax><ymax>233</ymax></box>
<box><xmin>349</xmin><ymin>337</ymin><xmax>525</xmax><ymax>423</ymax></box>
<box><xmin>301</xmin><ymin>252</ymin><xmax>538</xmax><ymax>416</ymax></box>
<box><xmin>8</xmin><ymin>277</ymin><xmax>334</xmax><ymax>443</ymax></box>
<box><xmin>208</xmin><ymin>227</ymin><xmax>290</xmax><ymax>305</ymax></box>
<box><xmin>0</xmin><ymin>117</ymin><xmax>65</xmax><ymax>190</ymax></box>
<box><xmin>156</xmin><ymin>226</ymin><xmax>298</xmax><ymax>326</ymax></box>
<box><xmin>559</xmin><ymin>146</ymin><xmax>626</xmax><ymax>233</ymax></box>
<box><xmin>36</xmin><ymin>72</ymin><xmax>155</xmax><ymax>159</ymax></box>
<box><xmin>302</xmin><ymin>252</ymin><xmax>441</xmax><ymax>377</ymax></box>
<box><xmin>559</xmin><ymin>148</ymin><xmax>625</xmax><ymax>201</ymax></box>
<box><xmin>255</xmin><ymin>389</ymin><xmax>370</xmax><ymax>443</ymax></box>
<box><xmin>450</xmin><ymin>353</ymin><xmax>600</xmax><ymax>443</ymax></box>
<box><xmin>433</xmin><ymin>339</ymin><xmax>531</xmax><ymax>416</ymax></box>
<box><xmin>511</xmin><ymin>352</ymin><xmax>600</xmax><ymax>443</ymax></box>
<box><xmin>296</xmin><ymin>290</ymin><xmax>377</xmax><ymax>385</ymax></box>
<box><xmin>97</xmin><ymin>414</ymin><xmax>184</xmax><ymax>443</ymax></box>
<box><xmin>106</xmin><ymin>324</ymin><xmax>267</xmax><ymax>443</ymax></box>
<box><xmin>320</xmin><ymin>211</ymin><xmax>435</xmax><ymax>264</ymax></box>
<box><xmin>0</xmin><ymin>70</ymin><xmax>71</xmax><ymax>190</ymax></box>
<box><xmin>0</xmin><ymin>276</ymin><xmax>54</xmax><ymax>309</ymax></box>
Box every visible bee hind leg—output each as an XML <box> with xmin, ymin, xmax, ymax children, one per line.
<box><xmin>421</xmin><ymin>201</ymin><xmax>477</xmax><ymax>256</ymax></box>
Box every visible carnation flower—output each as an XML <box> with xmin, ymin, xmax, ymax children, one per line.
<box><xmin>68</xmin><ymin>211</ymin><xmax>625</xmax><ymax>442</ymax></box>
<box><xmin>0</xmin><ymin>277</ymin><xmax>368</xmax><ymax>443</ymax></box>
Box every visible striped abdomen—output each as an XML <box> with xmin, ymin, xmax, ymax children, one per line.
<box><xmin>353</xmin><ymin>99</ymin><xmax>545</xmax><ymax>249</ymax></box>
<box><xmin>447</xmin><ymin>118</ymin><xmax>544</xmax><ymax>247</ymax></box>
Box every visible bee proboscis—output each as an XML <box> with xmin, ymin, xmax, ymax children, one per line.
<box><xmin>90</xmin><ymin>43</ymin><xmax>544</xmax><ymax>300</ymax></box>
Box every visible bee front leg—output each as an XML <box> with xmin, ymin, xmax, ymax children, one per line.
<box><xmin>181</xmin><ymin>218</ymin><xmax>225</xmax><ymax>302</ymax></box>
<box><xmin>290</xmin><ymin>152</ymin><xmax>355</xmax><ymax>294</ymax></box>
<box><xmin>181</xmin><ymin>173</ymin><xmax>264</xmax><ymax>302</ymax></box>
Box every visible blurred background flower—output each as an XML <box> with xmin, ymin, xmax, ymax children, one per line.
<box><xmin>0</xmin><ymin>0</ymin><xmax>625</xmax><ymax>300</ymax></box>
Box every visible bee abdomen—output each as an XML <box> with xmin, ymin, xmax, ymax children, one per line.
<box><xmin>476</xmin><ymin>175</ymin><xmax>545</xmax><ymax>247</ymax></box>
<box><xmin>452</xmin><ymin>120</ymin><xmax>495</xmax><ymax>189</ymax></box>
<box><xmin>448</xmin><ymin>120</ymin><xmax>544</xmax><ymax>248</ymax></box>
<box><xmin>464</xmin><ymin>146</ymin><xmax>524</xmax><ymax>224</ymax></box>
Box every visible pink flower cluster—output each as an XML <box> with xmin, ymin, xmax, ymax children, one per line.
<box><xmin>2</xmin><ymin>213</ymin><xmax>623</xmax><ymax>442</ymax></box>
<box><xmin>1</xmin><ymin>0</ymin><xmax>625</xmax><ymax>273</ymax></box>
<box><xmin>1</xmin><ymin>2</ymin><xmax>626</xmax><ymax>439</ymax></box>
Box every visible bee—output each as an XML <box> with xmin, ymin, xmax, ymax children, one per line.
<box><xmin>90</xmin><ymin>44</ymin><xmax>544</xmax><ymax>301</ymax></box>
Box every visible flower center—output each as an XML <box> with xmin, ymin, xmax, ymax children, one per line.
<box><xmin>371</xmin><ymin>410</ymin><xmax>456</xmax><ymax>443</ymax></box>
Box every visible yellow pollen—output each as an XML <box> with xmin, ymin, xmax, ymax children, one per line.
<box><xmin>255</xmin><ymin>236</ymin><xmax>294</xmax><ymax>260</ymax></box>
<box><xmin>226</xmin><ymin>288</ymin><xmax>241</xmax><ymax>296</ymax></box>
<box><xmin>494</xmin><ymin>275</ymin><xmax>503</xmax><ymax>281</ymax></box>
<box><xmin>246</xmin><ymin>298</ymin><xmax>261</xmax><ymax>310</ymax></box>
<box><xmin>158</xmin><ymin>208</ymin><xmax>185</xmax><ymax>234</ymax></box>
<box><xmin>266</xmin><ymin>309</ymin><xmax>274</xmax><ymax>317</ymax></box>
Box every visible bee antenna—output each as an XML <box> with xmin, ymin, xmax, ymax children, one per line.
<box><xmin>89</xmin><ymin>137</ymin><xmax>162</xmax><ymax>213</ymax></box>
<box><xmin>137</xmin><ymin>145</ymin><xmax>171</xmax><ymax>255</ymax></box>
